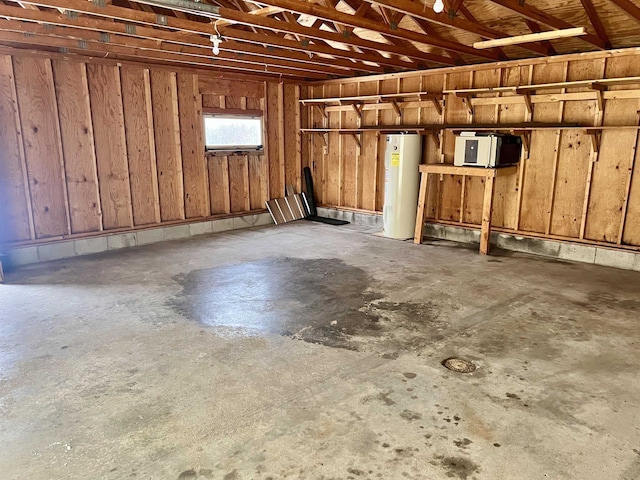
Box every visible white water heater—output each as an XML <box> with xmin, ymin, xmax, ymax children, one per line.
<box><xmin>383</xmin><ymin>134</ymin><xmax>422</xmax><ymax>239</ymax></box>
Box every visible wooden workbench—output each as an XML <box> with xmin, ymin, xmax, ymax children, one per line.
<box><xmin>414</xmin><ymin>164</ymin><xmax>519</xmax><ymax>255</ymax></box>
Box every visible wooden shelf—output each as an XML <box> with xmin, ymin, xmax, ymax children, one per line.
<box><xmin>300</xmin><ymin>92</ymin><xmax>438</xmax><ymax>105</ymax></box>
<box><xmin>419</xmin><ymin>164</ymin><xmax>519</xmax><ymax>178</ymax></box>
<box><xmin>301</xmin><ymin>123</ymin><xmax>584</xmax><ymax>133</ymax></box>
<box><xmin>302</xmin><ymin>124</ymin><xmax>640</xmax><ymax>133</ymax></box>
<box><xmin>443</xmin><ymin>76</ymin><xmax>640</xmax><ymax>95</ymax></box>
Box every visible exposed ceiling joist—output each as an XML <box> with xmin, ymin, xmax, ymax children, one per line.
<box><xmin>367</xmin><ymin>0</ymin><xmax>549</xmax><ymax>56</ymax></box>
<box><xmin>0</xmin><ymin>29</ymin><xmax>327</xmax><ymax>78</ymax></box>
<box><xmin>0</xmin><ymin>19</ymin><xmax>353</xmax><ymax>76</ymax></box>
<box><xmin>488</xmin><ymin>0</ymin><xmax>608</xmax><ymax>50</ymax></box>
<box><xmin>4</xmin><ymin>0</ymin><xmax>415</xmax><ymax>71</ymax></box>
<box><xmin>524</xmin><ymin>19</ymin><xmax>556</xmax><ymax>56</ymax></box>
<box><xmin>452</xmin><ymin>3</ymin><xmax>510</xmax><ymax>60</ymax></box>
<box><xmin>609</xmin><ymin>0</ymin><xmax>640</xmax><ymax>24</ymax></box>
<box><xmin>16</xmin><ymin>0</ymin><xmax>446</xmax><ymax>65</ymax></box>
<box><xmin>0</xmin><ymin>3</ymin><xmax>380</xmax><ymax>73</ymax></box>
<box><xmin>247</xmin><ymin>0</ymin><xmax>501</xmax><ymax>61</ymax></box>
<box><xmin>578</xmin><ymin>0</ymin><xmax>610</xmax><ymax>49</ymax></box>
<box><xmin>216</xmin><ymin>5</ymin><xmax>285</xmax><ymax>27</ymax></box>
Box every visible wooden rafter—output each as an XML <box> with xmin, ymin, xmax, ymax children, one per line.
<box><xmin>18</xmin><ymin>0</ymin><xmax>447</xmax><ymax>65</ymax></box>
<box><xmin>4</xmin><ymin>0</ymin><xmax>414</xmax><ymax>72</ymax></box>
<box><xmin>0</xmin><ymin>3</ymin><xmax>381</xmax><ymax>74</ymax></box>
<box><xmin>525</xmin><ymin>19</ymin><xmax>557</xmax><ymax>56</ymax></box>
<box><xmin>368</xmin><ymin>0</ymin><xmax>550</xmax><ymax>56</ymax></box>
<box><xmin>410</xmin><ymin>16</ymin><xmax>465</xmax><ymax>64</ymax></box>
<box><xmin>247</xmin><ymin>0</ymin><xmax>502</xmax><ymax>61</ymax></box>
<box><xmin>1</xmin><ymin>18</ymin><xmax>345</xmax><ymax>76</ymax></box>
<box><xmin>579</xmin><ymin>0</ymin><xmax>611</xmax><ymax>48</ymax></box>
<box><xmin>488</xmin><ymin>0</ymin><xmax>608</xmax><ymax>50</ymax></box>
<box><xmin>609</xmin><ymin>0</ymin><xmax>640</xmax><ymax>25</ymax></box>
<box><xmin>0</xmin><ymin>29</ymin><xmax>325</xmax><ymax>78</ymax></box>
<box><xmin>454</xmin><ymin>3</ymin><xmax>509</xmax><ymax>60</ymax></box>
<box><xmin>444</xmin><ymin>0</ymin><xmax>465</xmax><ymax>18</ymax></box>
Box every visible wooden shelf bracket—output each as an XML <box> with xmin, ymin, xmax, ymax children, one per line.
<box><xmin>516</xmin><ymin>89</ymin><xmax>533</xmax><ymax>116</ymax></box>
<box><xmin>390</xmin><ymin>100</ymin><xmax>402</xmax><ymax>118</ymax></box>
<box><xmin>350</xmin><ymin>103</ymin><xmax>363</xmax><ymax>119</ymax></box>
<box><xmin>427</xmin><ymin>130</ymin><xmax>441</xmax><ymax>149</ymax></box>
<box><xmin>456</xmin><ymin>93</ymin><xmax>474</xmax><ymax>116</ymax></box>
<box><xmin>512</xmin><ymin>130</ymin><xmax>532</xmax><ymax>158</ymax></box>
<box><xmin>314</xmin><ymin>131</ymin><xmax>328</xmax><ymax>147</ymax></box>
<box><xmin>350</xmin><ymin>132</ymin><xmax>362</xmax><ymax>149</ymax></box>
<box><xmin>586</xmin><ymin>129</ymin><xmax>601</xmax><ymax>155</ymax></box>
<box><xmin>313</xmin><ymin>104</ymin><xmax>328</xmax><ymax>120</ymax></box>
<box><xmin>590</xmin><ymin>82</ymin><xmax>608</xmax><ymax>113</ymax></box>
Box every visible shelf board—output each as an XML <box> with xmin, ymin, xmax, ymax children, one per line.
<box><xmin>301</xmin><ymin>124</ymin><xmax>640</xmax><ymax>134</ymax></box>
<box><xmin>443</xmin><ymin>76</ymin><xmax>640</xmax><ymax>95</ymax></box>
<box><xmin>299</xmin><ymin>92</ymin><xmax>437</xmax><ymax>105</ymax></box>
<box><xmin>301</xmin><ymin>123</ymin><xmax>583</xmax><ymax>133</ymax></box>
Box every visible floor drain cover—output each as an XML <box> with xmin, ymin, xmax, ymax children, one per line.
<box><xmin>442</xmin><ymin>357</ymin><xmax>476</xmax><ymax>373</ymax></box>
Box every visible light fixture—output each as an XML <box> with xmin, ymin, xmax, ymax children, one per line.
<box><xmin>433</xmin><ymin>0</ymin><xmax>444</xmax><ymax>13</ymax></box>
<box><xmin>211</xmin><ymin>19</ymin><xmax>222</xmax><ymax>56</ymax></box>
<box><xmin>211</xmin><ymin>34</ymin><xmax>222</xmax><ymax>55</ymax></box>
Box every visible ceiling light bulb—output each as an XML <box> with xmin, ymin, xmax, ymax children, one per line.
<box><xmin>211</xmin><ymin>34</ymin><xmax>222</xmax><ymax>56</ymax></box>
<box><xmin>433</xmin><ymin>0</ymin><xmax>444</xmax><ymax>13</ymax></box>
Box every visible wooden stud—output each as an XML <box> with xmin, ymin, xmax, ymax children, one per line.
<box><xmin>277</xmin><ymin>81</ymin><xmax>286</xmax><ymax>198</ymax></box>
<box><xmin>52</xmin><ymin>60</ymin><xmax>102</xmax><ymax>234</ymax></box>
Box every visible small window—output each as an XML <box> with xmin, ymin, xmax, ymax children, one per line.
<box><xmin>204</xmin><ymin>115</ymin><xmax>263</xmax><ymax>152</ymax></box>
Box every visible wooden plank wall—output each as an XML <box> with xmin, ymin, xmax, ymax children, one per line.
<box><xmin>0</xmin><ymin>52</ymin><xmax>295</xmax><ymax>247</ymax></box>
<box><xmin>302</xmin><ymin>50</ymin><xmax>640</xmax><ymax>251</ymax></box>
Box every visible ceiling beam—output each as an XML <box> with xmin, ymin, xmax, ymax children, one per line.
<box><xmin>609</xmin><ymin>0</ymin><xmax>640</xmax><ymax>25</ymax></box>
<box><xmin>524</xmin><ymin>19</ymin><xmax>556</xmax><ymax>56</ymax></box>
<box><xmin>16</xmin><ymin>0</ymin><xmax>448</xmax><ymax>65</ymax></box>
<box><xmin>454</xmin><ymin>3</ymin><xmax>510</xmax><ymax>60</ymax></box>
<box><xmin>579</xmin><ymin>0</ymin><xmax>611</xmax><ymax>48</ymax></box>
<box><xmin>216</xmin><ymin>5</ymin><xmax>285</xmax><ymax>27</ymax></box>
<box><xmin>0</xmin><ymin>19</ymin><xmax>341</xmax><ymax>76</ymax></box>
<box><xmin>488</xmin><ymin>0</ymin><xmax>608</xmax><ymax>50</ymax></box>
<box><xmin>0</xmin><ymin>3</ymin><xmax>378</xmax><ymax>73</ymax></box>
<box><xmin>4</xmin><ymin>0</ymin><xmax>412</xmax><ymax>70</ymax></box>
<box><xmin>367</xmin><ymin>0</ymin><xmax>549</xmax><ymax>56</ymax></box>
<box><xmin>0</xmin><ymin>30</ymin><xmax>327</xmax><ymax>78</ymax></box>
<box><xmin>244</xmin><ymin>0</ymin><xmax>501</xmax><ymax>60</ymax></box>
<box><xmin>220</xmin><ymin>25</ymin><xmax>416</xmax><ymax>70</ymax></box>
<box><xmin>410</xmin><ymin>16</ymin><xmax>464</xmax><ymax>64</ymax></box>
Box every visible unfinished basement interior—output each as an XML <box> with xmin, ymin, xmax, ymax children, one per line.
<box><xmin>1</xmin><ymin>0</ymin><xmax>640</xmax><ymax>479</ymax></box>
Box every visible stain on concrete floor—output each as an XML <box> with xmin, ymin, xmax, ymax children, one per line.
<box><xmin>170</xmin><ymin>257</ymin><xmax>447</xmax><ymax>352</ymax></box>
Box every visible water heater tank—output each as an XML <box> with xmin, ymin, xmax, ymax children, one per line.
<box><xmin>383</xmin><ymin>134</ymin><xmax>422</xmax><ymax>239</ymax></box>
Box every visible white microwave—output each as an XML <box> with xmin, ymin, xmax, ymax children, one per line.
<box><xmin>454</xmin><ymin>132</ymin><xmax>522</xmax><ymax>167</ymax></box>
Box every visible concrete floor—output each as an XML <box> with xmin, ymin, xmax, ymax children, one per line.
<box><xmin>1</xmin><ymin>222</ymin><xmax>639</xmax><ymax>480</ymax></box>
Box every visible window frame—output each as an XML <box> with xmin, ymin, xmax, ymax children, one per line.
<box><xmin>203</xmin><ymin>112</ymin><xmax>265</xmax><ymax>154</ymax></box>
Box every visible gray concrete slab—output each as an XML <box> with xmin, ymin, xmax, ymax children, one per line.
<box><xmin>1</xmin><ymin>223</ymin><xmax>639</xmax><ymax>480</ymax></box>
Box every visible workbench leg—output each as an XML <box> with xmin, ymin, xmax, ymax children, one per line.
<box><xmin>414</xmin><ymin>171</ymin><xmax>429</xmax><ymax>244</ymax></box>
<box><xmin>480</xmin><ymin>175</ymin><xmax>495</xmax><ymax>255</ymax></box>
